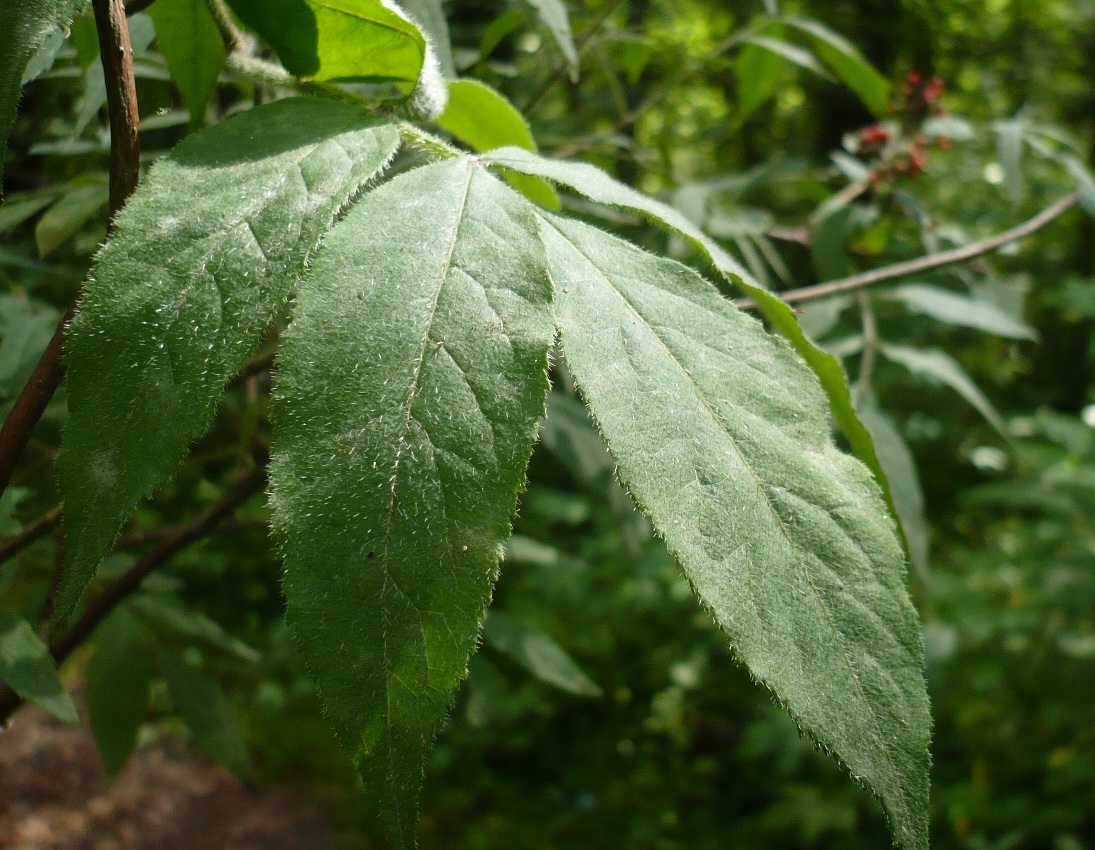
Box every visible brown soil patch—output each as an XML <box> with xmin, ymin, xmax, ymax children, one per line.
<box><xmin>0</xmin><ymin>705</ymin><xmax>331</xmax><ymax>850</ymax></box>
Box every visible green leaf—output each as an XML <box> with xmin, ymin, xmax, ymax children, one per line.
<box><xmin>0</xmin><ymin>609</ymin><xmax>78</xmax><ymax>724</ymax></box>
<box><xmin>34</xmin><ymin>180</ymin><xmax>109</xmax><ymax>257</ymax></box>
<box><xmin>742</xmin><ymin>35</ymin><xmax>830</xmax><ymax>79</ymax></box>
<box><xmin>856</xmin><ymin>397</ymin><xmax>930</xmax><ymax>580</ymax></box>
<box><xmin>782</xmin><ymin>17</ymin><xmax>890</xmax><ymax>116</ymax></box>
<box><xmin>479</xmin><ymin>9</ymin><xmax>528</xmax><ymax>61</ymax></box>
<box><xmin>0</xmin><ymin>0</ymin><xmax>86</xmax><ymax>192</ymax></box>
<box><xmin>86</xmin><ymin>610</ymin><xmax>152</xmax><ymax>775</ymax></box>
<box><xmin>880</xmin><ymin>343</ymin><xmax>1007</xmax><ymax>436</ymax></box>
<box><xmin>270</xmin><ymin>157</ymin><xmax>554</xmax><ymax>849</ymax></box>
<box><xmin>162</xmin><ymin>652</ymin><xmax>249</xmax><ymax>777</ymax></box>
<box><xmin>1061</xmin><ymin>153</ymin><xmax>1095</xmax><ymax>218</ymax></box>
<box><xmin>992</xmin><ymin>118</ymin><xmax>1027</xmax><ymax>207</ymax></box>
<box><xmin>55</xmin><ymin>99</ymin><xmax>400</xmax><ymax>628</ymax></box>
<box><xmin>888</xmin><ymin>283</ymin><xmax>1037</xmax><ymax>340</ymax></box>
<box><xmin>483</xmin><ymin>610</ymin><xmax>601</xmax><ymax>697</ymax></box>
<box><xmin>436</xmin><ymin>79</ymin><xmax>558</xmax><ymax>208</ymax></box>
<box><xmin>538</xmin><ymin>212</ymin><xmax>930</xmax><ymax>850</ymax></box>
<box><xmin>225</xmin><ymin>0</ymin><xmax>426</xmax><ymax>94</ymax></box>
<box><xmin>149</xmin><ymin>0</ymin><xmax>227</xmax><ymax>128</ymax></box>
<box><xmin>520</xmin><ymin>0</ymin><xmax>579</xmax><ymax>80</ymax></box>
<box><xmin>734</xmin><ymin>34</ymin><xmax>786</xmax><ymax>122</ymax></box>
<box><xmin>398</xmin><ymin>0</ymin><xmax>456</xmax><ymax>78</ymax></box>
<box><xmin>73</xmin><ymin>14</ymin><xmax>157</xmax><ymax>137</ymax></box>
<box><xmin>130</xmin><ymin>594</ymin><xmax>260</xmax><ymax>663</ymax></box>
<box><xmin>481</xmin><ymin>147</ymin><xmax>901</xmax><ymax>536</ymax></box>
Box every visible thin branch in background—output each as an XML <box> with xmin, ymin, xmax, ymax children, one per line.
<box><xmin>522</xmin><ymin>0</ymin><xmax>627</xmax><ymax>115</ymax></box>
<box><xmin>116</xmin><ymin>515</ymin><xmax>269</xmax><ymax>549</ymax></box>
<box><xmin>0</xmin><ymin>0</ymin><xmax>141</xmax><ymax>499</ymax></box>
<box><xmin>0</xmin><ymin>506</ymin><xmax>63</xmax><ymax>566</ymax></box>
<box><xmin>735</xmin><ymin>192</ymin><xmax>1079</xmax><ymax>309</ymax></box>
<box><xmin>0</xmin><ymin>467</ymin><xmax>267</xmax><ymax>725</ymax></box>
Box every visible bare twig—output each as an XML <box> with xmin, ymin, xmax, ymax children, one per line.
<box><xmin>0</xmin><ymin>506</ymin><xmax>63</xmax><ymax>565</ymax></box>
<box><xmin>736</xmin><ymin>192</ymin><xmax>1079</xmax><ymax>309</ymax></box>
<box><xmin>0</xmin><ymin>0</ymin><xmax>141</xmax><ymax>499</ymax></box>
<box><xmin>0</xmin><ymin>468</ymin><xmax>266</xmax><ymax>725</ymax></box>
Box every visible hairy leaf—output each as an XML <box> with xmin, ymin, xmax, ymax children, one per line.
<box><xmin>149</xmin><ymin>0</ymin><xmax>227</xmax><ymax>127</ymax></box>
<box><xmin>56</xmin><ymin>99</ymin><xmax>400</xmax><ymax>627</ymax></box>
<box><xmin>0</xmin><ymin>0</ymin><xmax>85</xmax><ymax>192</ymax></box>
<box><xmin>87</xmin><ymin>610</ymin><xmax>152</xmax><ymax>775</ymax></box>
<box><xmin>226</xmin><ymin>0</ymin><xmax>425</xmax><ymax>94</ymax></box>
<box><xmin>0</xmin><ymin>609</ymin><xmax>77</xmax><ymax>724</ymax></box>
<box><xmin>437</xmin><ymin>80</ymin><xmax>558</xmax><ymax>208</ymax></box>
<box><xmin>399</xmin><ymin>0</ymin><xmax>456</xmax><ymax>78</ymax></box>
<box><xmin>539</xmin><ymin>212</ymin><xmax>930</xmax><ymax>850</ymax></box>
<box><xmin>481</xmin><ymin>147</ymin><xmax>901</xmax><ymax>538</ymax></box>
<box><xmin>270</xmin><ymin>157</ymin><xmax>554</xmax><ymax>848</ymax></box>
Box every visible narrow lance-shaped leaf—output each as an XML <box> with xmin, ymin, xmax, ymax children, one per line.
<box><xmin>539</xmin><ymin>212</ymin><xmax>930</xmax><ymax>850</ymax></box>
<box><xmin>521</xmin><ymin>0</ymin><xmax>579</xmax><ymax>80</ymax></box>
<box><xmin>148</xmin><ymin>0</ymin><xmax>228</xmax><ymax>127</ymax></box>
<box><xmin>0</xmin><ymin>609</ymin><xmax>78</xmax><ymax>724</ymax></box>
<box><xmin>0</xmin><ymin>0</ymin><xmax>85</xmax><ymax>192</ymax></box>
<box><xmin>56</xmin><ymin>99</ymin><xmax>401</xmax><ymax>627</ymax></box>
<box><xmin>481</xmin><ymin>147</ymin><xmax>903</xmax><ymax>543</ymax></box>
<box><xmin>270</xmin><ymin>157</ymin><xmax>554</xmax><ymax>849</ymax></box>
<box><xmin>887</xmin><ymin>283</ymin><xmax>1037</xmax><ymax>341</ymax></box>
<box><xmin>86</xmin><ymin>610</ymin><xmax>152</xmax><ymax>775</ymax></box>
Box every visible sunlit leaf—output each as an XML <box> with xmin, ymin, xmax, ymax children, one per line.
<box><xmin>149</xmin><ymin>0</ymin><xmax>227</xmax><ymax>127</ymax></box>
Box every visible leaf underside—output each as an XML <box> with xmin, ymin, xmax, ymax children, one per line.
<box><xmin>56</xmin><ymin>99</ymin><xmax>401</xmax><ymax>626</ymax></box>
<box><xmin>539</xmin><ymin>212</ymin><xmax>930</xmax><ymax>850</ymax></box>
<box><xmin>270</xmin><ymin>156</ymin><xmax>554</xmax><ymax>848</ymax></box>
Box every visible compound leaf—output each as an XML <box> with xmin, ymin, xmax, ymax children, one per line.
<box><xmin>539</xmin><ymin>212</ymin><xmax>930</xmax><ymax>850</ymax></box>
<box><xmin>482</xmin><ymin>147</ymin><xmax>901</xmax><ymax>536</ymax></box>
<box><xmin>270</xmin><ymin>157</ymin><xmax>554</xmax><ymax>849</ymax></box>
<box><xmin>56</xmin><ymin>99</ymin><xmax>401</xmax><ymax>627</ymax></box>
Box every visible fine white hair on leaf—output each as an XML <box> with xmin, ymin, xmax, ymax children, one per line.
<box><xmin>380</xmin><ymin>0</ymin><xmax>450</xmax><ymax>119</ymax></box>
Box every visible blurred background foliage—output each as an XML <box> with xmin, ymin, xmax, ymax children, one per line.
<box><xmin>2</xmin><ymin>0</ymin><xmax>1095</xmax><ymax>848</ymax></box>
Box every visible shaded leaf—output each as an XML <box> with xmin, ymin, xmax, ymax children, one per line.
<box><xmin>162</xmin><ymin>652</ymin><xmax>249</xmax><ymax>777</ymax></box>
<box><xmin>0</xmin><ymin>609</ymin><xmax>77</xmax><ymax>724</ymax></box>
<box><xmin>149</xmin><ymin>0</ymin><xmax>227</xmax><ymax>128</ymax></box>
<box><xmin>0</xmin><ymin>0</ymin><xmax>86</xmax><ymax>192</ymax></box>
<box><xmin>483</xmin><ymin>610</ymin><xmax>601</xmax><ymax>696</ymax></box>
<box><xmin>225</xmin><ymin>0</ymin><xmax>425</xmax><ymax>94</ymax></box>
<box><xmin>521</xmin><ymin>0</ymin><xmax>579</xmax><ymax>80</ymax></box>
<box><xmin>856</xmin><ymin>397</ymin><xmax>930</xmax><ymax>579</ymax></box>
<box><xmin>992</xmin><ymin>118</ymin><xmax>1026</xmax><ymax>207</ymax></box>
<box><xmin>87</xmin><ymin>610</ymin><xmax>152</xmax><ymax>775</ymax></box>
<box><xmin>783</xmin><ymin>17</ymin><xmax>890</xmax><ymax>116</ymax></box>
<box><xmin>880</xmin><ymin>343</ymin><xmax>1007</xmax><ymax>435</ymax></box>
<box><xmin>130</xmin><ymin>594</ymin><xmax>260</xmax><ymax>663</ymax></box>
<box><xmin>270</xmin><ymin>158</ymin><xmax>554</xmax><ymax>849</ymax></box>
<box><xmin>56</xmin><ymin>99</ymin><xmax>401</xmax><ymax>627</ymax></box>
<box><xmin>1061</xmin><ymin>153</ymin><xmax>1095</xmax><ymax>217</ymax></box>
<box><xmin>888</xmin><ymin>283</ymin><xmax>1037</xmax><ymax>340</ymax></box>
<box><xmin>539</xmin><ymin>211</ymin><xmax>930</xmax><ymax>850</ymax></box>
<box><xmin>734</xmin><ymin>33</ymin><xmax>786</xmax><ymax>122</ymax></box>
<box><xmin>34</xmin><ymin>181</ymin><xmax>109</xmax><ymax>257</ymax></box>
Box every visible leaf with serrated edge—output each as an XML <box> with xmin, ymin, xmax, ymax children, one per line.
<box><xmin>539</xmin><ymin>212</ymin><xmax>930</xmax><ymax>850</ymax></box>
<box><xmin>56</xmin><ymin>99</ymin><xmax>401</xmax><ymax>627</ymax></box>
<box><xmin>270</xmin><ymin>157</ymin><xmax>553</xmax><ymax>849</ymax></box>
<box><xmin>481</xmin><ymin>147</ymin><xmax>902</xmax><ymax>544</ymax></box>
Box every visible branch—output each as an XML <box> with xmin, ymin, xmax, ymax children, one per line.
<box><xmin>736</xmin><ymin>192</ymin><xmax>1079</xmax><ymax>309</ymax></box>
<box><xmin>0</xmin><ymin>0</ymin><xmax>141</xmax><ymax>499</ymax></box>
<box><xmin>0</xmin><ymin>505</ymin><xmax>63</xmax><ymax>565</ymax></box>
<box><xmin>0</xmin><ymin>468</ymin><xmax>266</xmax><ymax>725</ymax></box>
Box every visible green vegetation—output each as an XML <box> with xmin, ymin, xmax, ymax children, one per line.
<box><xmin>1</xmin><ymin>1</ymin><xmax>1093</xmax><ymax>848</ymax></box>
